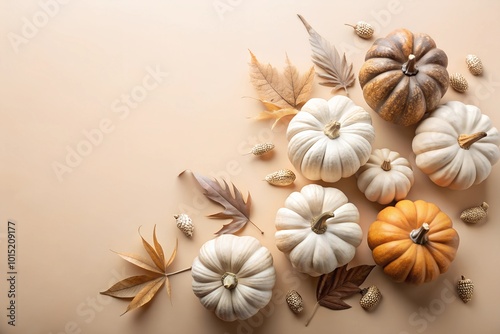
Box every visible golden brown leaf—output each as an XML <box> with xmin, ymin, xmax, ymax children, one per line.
<box><xmin>139</xmin><ymin>226</ymin><xmax>165</xmax><ymax>272</ymax></box>
<box><xmin>248</xmin><ymin>50</ymin><xmax>314</xmax><ymax>124</ymax></box>
<box><xmin>102</xmin><ymin>226</ymin><xmax>190</xmax><ymax>315</ymax></box>
<box><xmin>152</xmin><ymin>225</ymin><xmax>166</xmax><ymax>270</ymax></box>
<box><xmin>121</xmin><ymin>276</ymin><xmax>166</xmax><ymax>315</ymax></box>
<box><xmin>298</xmin><ymin>14</ymin><xmax>355</xmax><ymax>95</ymax></box>
<box><xmin>254</xmin><ymin>108</ymin><xmax>298</xmax><ymax>129</ymax></box>
<box><xmin>101</xmin><ymin>275</ymin><xmax>163</xmax><ymax>299</ymax></box>
<box><xmin>113</xmin><ymin>251</ymin><xmax>164</xmax><ymax>275</ymax></box>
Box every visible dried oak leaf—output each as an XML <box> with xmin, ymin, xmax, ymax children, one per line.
<box><xmin>100</xmin><ymin>226</ymin><xmax>190</xmax><ymax>315</ymax></box>
<box><xmin>305</xmin><ymin>264</ymin><xmax>375</xmax><ymax>326</ymax></box>
<box><xmin>248</xmin><ymin>50</ymin><xmax>314</xmax><ymax>128</ymax></box>
<box><xmin>298</xmin><ymin>14</ymin><xmax>356</xmax><ymax>95</ymax></box>
<box><xmin>179</xmin><ymin>170</ymin><xmax>261</xmax><ymax>235</ymax></box>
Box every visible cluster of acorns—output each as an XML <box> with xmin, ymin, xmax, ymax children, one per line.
<box><xmin>285</xmin><ymin>276</ymin><xmax>475</xmax><ymax>314</ymax></box>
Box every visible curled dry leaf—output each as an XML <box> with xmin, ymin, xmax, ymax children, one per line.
<box><xmin>298</xmin><ymin>14</ymin><xmax>356</xmax><ymax>95</ymax></box>
<box><xmin>100</xmin><ymin>226</ymin><xmax>191</xmax><ymax>315</ymax></box>
<box><xmin>305</xmin><ymin>264</ymin><xmax>375</xmax><ymax>326</ymax></box>
<box><xmin>179</xmin><ymin>170</ymin><xmax>262</xmax><ymax>235</ymax></box>
<box><xmin>248</xmin><ymin>50</ymin><xmax>314</xmax><ymax>128</ymax></box>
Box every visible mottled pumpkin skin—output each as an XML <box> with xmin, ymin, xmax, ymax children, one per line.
<box><xmin>367</xmin><ymin>200</ymin><xmax>459</xmax><ymax>285</ymax></box>
<box><xmin>359</xmin><ymin>28</ymin><xmax>449</xmax><ymax>126</ymax></box>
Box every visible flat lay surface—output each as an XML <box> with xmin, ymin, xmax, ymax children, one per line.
<box><xmin>1</xmin><ymin>1</ymin><xmax>500</xmax><ymax>333</ymax></box>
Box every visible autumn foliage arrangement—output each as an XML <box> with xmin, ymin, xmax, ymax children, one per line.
<box><xmin>101</xmin><ymin>11</ymin><xmax>498</xmax><ymax>327</ymax></box>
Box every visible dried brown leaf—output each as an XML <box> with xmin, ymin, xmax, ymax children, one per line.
<box><xmin>152</xmin><ymin>225</ymin><xmax>166</xmax><ymax>270</ymax></box>
<box><xmin>316</xmin><ymin>264</ymin><xmax>375</xmax><ymax>307</ymax></box>
<box><xmin>249</xmin><ymin>50</ymin><xmax>314</xmax><ymax>109</ymax></box>
<box><xmin>100</xmin><ymin>275</ymin><xmax>162</xmax><ymax>299</ymax></box>
<box><xmin>104</xmin><ymin>226</ymin><xmax>189</xmax><ymax>315</ymax></box>
<box><xmin>298</xmin><ymin>14</ymin><xmax>355</xmax><ymax>95</ymax></box>
<box><xmin>139</xmin><ymin>226</ymin><xmax>165</xmax><ymax>272</ymax></box>
<box><xmin>305</xmin><ymin>264</ymin><xmax>375</xmax><ymax>326</ymax></box>
<box><xmin>254</xmin><ymin>108</ymin><xmax>298</xmax><ymax>129</ymax></box>
<box><xmin>248</xmin><ymin>50</ymin><xmax>314</xmax><ymax>125</ymax></box>
<box><xmin>121</xmin><ymin>276</ymin><xmax>166</xmax><ymax>315</ymax></box>
<box><xmin>165</xmin><ymin>238</ymin><xmax>178</xmax><ymax>269</ymax></box>
<box><xmin>113</xmin><ymin>251</ymin><xmax>164</xmax><ymax>275</ymax></box>
<box><xmin>179</xmin><ymin>170</ymin><xmax>261</xmax><ymax>235</ymax></box>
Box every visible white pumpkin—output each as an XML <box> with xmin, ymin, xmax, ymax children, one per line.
<box><xmin>275</xmin><ymin>184</ymin><xmax>363</xmax><ymax>277</ymax></box>
<box><xmin>356</xmin><ymin>148</ymin><xmax>414</xmax><ymax>204</ymax></box>
<box><xmin>287</xmin><ymin>95</ymin><xmax>375</xmax><ymax>183</ymax></box>
<box><xmin>191</xmin><ymin>234</ymin><xmax>276</xmax><ymax>322</ymax></box>
<box><xmin>412</xmin><ymin>101</ymin><xmax>500</xmax><ymax>190</ymax></box>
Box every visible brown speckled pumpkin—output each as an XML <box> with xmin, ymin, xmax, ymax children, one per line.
<box><xmin>359</xmin><ymin>28</ymin><xmax>449</xmax><ymax>126</ymax></box>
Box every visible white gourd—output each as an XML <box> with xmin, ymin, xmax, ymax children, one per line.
<box><xmin>356</xmin><ymin>148</ymin><xmax>414</xmax><ymax>204</ymax></box>
<box><xmin>412</xmin><ymin>101</ymin><xmax>500</xmax><ymax>190</ymax></box>
<box><xmin>275</xmin><ymin>184</ymin><xmax>363</xmax><ymax>277</ymax></box>
<box><xmin>287</xmin><ymin>95</ymin><xmax>375</xmax><ymax>183</ymax></box>
<box><xmin>191</xmin><ymin>234</ymin><xmax>276</xmax><ymax>322</ymax></box>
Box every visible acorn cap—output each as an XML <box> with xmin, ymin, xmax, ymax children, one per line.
<box><xmin>460</xmin><ymin>202</ymin><xmax>488</xmax><ymax>224</ymax></box>
<box><xmin>457</xmin><ymin>276</ymin><xmax>474</xmax><ymax>303</ymax></box>
<box><xmin>265</xmin><ymin>169</ymin><xmax>296</xmax><ymax>186</ymax></box>
<box><xmin>360</xmin><ymin>285</ymin><xmax>382</xmax><ymax>311</ymax></box>
<box><xmin>345</xmin><ymin>21</ymin><xmax>374</xmax><ymax>39</ymax></box>
<box><xmin>174</xmin><ymin>213</ymin><xmax>194</xmax><ymax>237</ymax></box>
<box><xmin>449</xmin><ymin>73</ymin><xmax>468</xmax><ymax>93</ymax></box>
<box><xmin>286</xmin><ymin>290</ymin><xmax>304</xmax><ymax>314</ymax></box>
<box><xmin>466</xmin><ymin>54</ymin><xmax>483</xmax><ymax>75</ymax></box>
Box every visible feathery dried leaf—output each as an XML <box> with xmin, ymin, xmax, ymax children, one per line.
<box><xmin>298</xmin><ymin>14</ymin><xmax>355</xmax><ymax>95</ymax></box>
<box><xmin>113</xmin><ymin>251</ymin><xmax>164</xmax><ymax>275</ymax></box>
<box><xmin>102</xmin><ymin>226</ymin><xmax>190</xmax><ymax>315</ymax></box>
<box><xmin>305</xmin><ymin>264</ymin><xmax>375</xmax><ymax>326</ymax></box>
<box><xmin>253</xmin><ymin>108</ymin><xmax>298</xmax><ymax>129</ymax></box>
<box><xmin>248</xmin><ymin>50</ymin><xmax>314</xmax><ymax>125</ymax></box>
<box><xmin>101</xmin><ymin>275</ymin><xmax>163</xmax><ymax>299</ymax></box>
<box><xmin>121</xmin><ymin>276</ymin><xmax>166</xmax><ymax>315</ymax></box>
<box><xmin>139</xmin><ymin>226</ymin><xmax>165</xmax><ymax>272</ymax></box>
<box><xmin>179</xmin><ymin>170</ymin><xmax>261</xmax><ymax>235</ymax></box>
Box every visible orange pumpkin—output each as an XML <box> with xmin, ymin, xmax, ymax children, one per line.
<box><xmin>367</xmin><ymin>200</ymin><xmax>459</xmax><ymax>285</ymax></box>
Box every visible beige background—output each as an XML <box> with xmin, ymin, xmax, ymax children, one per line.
<box><xmin>1</xmin><ymin>0</ymin><xmax>500</xmax><ymax>333</ymax></box>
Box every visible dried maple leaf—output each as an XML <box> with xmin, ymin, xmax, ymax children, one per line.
<box><xmin>101</xmin><ymin>226</ymin><xmax>191</xmax><ymax>315</ymax></box>
<box><xmin>305</xmin><ymin>264</ymin><xmax>375</xmax><ymax>326</ymax></box>
<box><xmin>248</xmin><ymin>50</ymin><xmax>314</xmax><ymax>126</ymax></box>
<box><xmin>298</xmin><ymin>14</ymin><xmax>356</xmax><ymax>95</ymax></box>
<box><xmin>179</xmin><ymin>170</ymin><xmax>262</xmax><ymax>235</ymax></box>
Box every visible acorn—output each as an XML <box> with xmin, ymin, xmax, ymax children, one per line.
<box><xmin>359</xmin><ymin>285</ymin><xmax>382</xmax><ymax>311</ymax></box>
<box><xmin>246</xmin><ymin>143</ymin><xmax>275</xmax><ymax>156</ymax></box>
<box><xmin>457</xmin><ymin>276</ymin><xmax>474</xmax><ymax>303</ymax></box>
<box><xmin>285</xmin><ymin>290</ymin><xmax>304</xmax><ymax>314</ymax></box>
<box><xmin>345</xmin><ymin>21</ymin><xmax>374</xmax><ymax>39</ymax></box>
<box><xmin>174</xmin><ymin>213</ymin><xmax>194</xmax><ymax>237</ymax></box>
<box><xmin>465</xmin><ymin>54</ymin><xmax>483</xmax><ymax>75</ymax></box>
<box><xmin>460</xmin><ymin>202</ymin><xmax>488</xmax><ymax>224</ymax></box>
<box><xmin>265</xmin><ymin>169</ymin><xmax>296</xmax><ymax>186</ymax></box>
<box><xmin>449</xmin><ymin>73</ymin><xmax>468</xmax><ymax>93</ymax></box>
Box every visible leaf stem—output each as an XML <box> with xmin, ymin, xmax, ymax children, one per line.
<box><xmin>305</xmin><ymin>302</ymin><xmax>320</xmax><ymax>327</ymax></box>
<box><xmin>249</xmin><ymin>220</ymin><xmax>264</xmax><ymax>234</ymax></box>
<box><xmin>166</xmin><ymin>267</ymin><xmax>192</xmax><ymax>277</ymax></box>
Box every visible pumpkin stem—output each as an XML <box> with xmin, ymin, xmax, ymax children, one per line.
<box><xmin>402</xmin><ymin>54</ymin><xmax>419</xmax><ymax>76</ymax></box>
<box><xmin>311</xmin><ymin>211</ymin><xmax>335</xmax><ymax>234</ymax></box>
<box><xmin>409</xmin><ymin>223</ymin><xmax>430</xmax><ymax>245</ymax></box>
<box><xmin>381</xmin><ymin>160</ymin><xmax>392</xmax><ymax>171</ymax></box>
<box><xmin>324</xmin><ymin>121</ymin><xmax>341</xmax><ymax>139</ymax></box>
<box><xmin>458</xmin><ymin>132</ymin><xmax>487</xmax><ymax>149</ymax></box>
<box><xmin>221</xmin><ymin>272</ymin><xmax>238</xmax><ymax>290</ymax></box>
